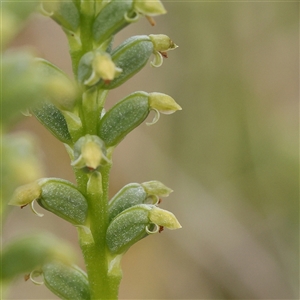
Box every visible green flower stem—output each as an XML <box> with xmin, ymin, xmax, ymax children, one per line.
<box><xmin>81</xmin><ymin>87</ymin><xmax>98</xmax><ymax>135</ymax></box>
<box><xmin>66</xmin><ymin>2</ymin><xmax>94</xmax><ymax>77</ymax></box>
<box><xmin>74</xmin><ymin>168</ymin><xmax>88</xmax><ymax>195</ymax></box>
<box><xmin>81</xmin><ymin>88</ymin><xmax>108</xmax><ymax>135</ymax></box>
<box><xmin>66</xmin><ymin>4</ymin><xmax>141</xmax><ymax>299</ymax></box>
<box><xmin>80</xmin><ymin>6</ymin><xmax>94</xmax><ymax>54</ymax></box>
<box><xmin>75</xmin><ymin>153</ymin><xmax>120</xmax><ymax>299</ymax></box>
<box><xmin>79</xmin><ymin>231</ymin><xmax>117</xmax><ymax>300</ymax></box>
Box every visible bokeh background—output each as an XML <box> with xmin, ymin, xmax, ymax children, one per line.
<box><xmin>3</xmin><ymin>1</ymin><xmax>299</xmax><ymax>299</ymax></box>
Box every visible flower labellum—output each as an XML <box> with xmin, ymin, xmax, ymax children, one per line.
<box><xmin>72</xmin><ymin>135</ymin><xmax>109</xmax><ymax>170</ymax></box>
<box><xmin>149</xmin><ymin>206</ymin><xmax>182</xmax><ymax>230</ymax></box>
<box><xmin>92</xmin><ymin>52</ymin><xmax>122</xmax><ymax>82</ymax></box>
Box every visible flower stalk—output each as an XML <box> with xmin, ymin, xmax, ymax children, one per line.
<box><xmin>8</xmin><ymin>1</ymin><xmax>182</xmax><ymax>299</ymax></box>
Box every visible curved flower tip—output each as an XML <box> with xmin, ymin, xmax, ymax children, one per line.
<box><xmin>149</xmin><ymin>207</ymin><xmax>182</xmax><ymax>230</ymax></box>
<box><xmin>9</xmin><ymin>182</ymin><xmax>41</xmax><ymax>207</ymax></box>
<box><xmin>150</xmin><ymin>51</ymin><xmax>163</xmax><ymax>68</ymax></box>
<box><xmin>30</xmin><ymin>270</ymin><xmax>44</xmax><ymax>285</ymax></box>
<box><xmin>30</xmin><ymin>200</ymin><xmax>44</xmax><ymax>217</ymax></box>
<box><xmin>39</xmin><ymin>2</ymin><xmax>59</xmax><ymax>17</ymax></box>
<box><xmin>39</xmin><ymin>3</ymin><xmax>53</xmax><ymax>17</ymax></box>
<box><xmin>149</xmin><ymin>93</ymin><xmax>182</xmax><ymax>115</ymax></box>
<box><xmin>133</xmin><ymin>0</ymin><xmax>167</xmax><ymax>17</ymax></box>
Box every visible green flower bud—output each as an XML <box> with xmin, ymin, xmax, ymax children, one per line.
<box><xmin>100</xmin><ymin>35</ymin><xmax>154</xmax><ymax>89</ymax></box>
<box><xmin>133</xmin><ymin>0</ymin><xmax>166</xmax><ymax>16</ymax></box>
<box><xmin>41</xmin><ymin>1</ymin><xmax>80</xmax><ymax>32</ymax></box>
<box><xmin>108</xmin><ymin>180</ymin><xmax>173</xmax><ymax>221</ymax></box>
<box><xmin>106</xmin><ymin>205</ymin><xmax>151</xmax><ymax>254</ymax></box>
<box><xmin>98</xmin><ymin>91</ymin><xmax>181</xmax><ymax>147</ymax></box>
<box><xmin>98</xmin><ymin>34</ymin><xmax>178</xmax><ymax>88</ymax></box>
<box><xmin>98</xmin><ymin>92</ymin><xmax>149</xmax><ymax>147</ymax></box>
<box><xmin>1</xmin><ymin>234</ymin><xmax>76</xmax><ymax>282</ymax></box>
<box><xmin>106</xmin><ymin>204</ymin><xmax>181</xmax><ymax>254</ymax></box>
<box><xmin>42</xmin><ymin>261</ymin><xmax>90</xmax><ymax>300</ymax></box>
<box><xmin>36</xmin><ymin>178</ymin><xmax>88</xmax><ymax>226</ymax></box>
<box><xmin>32</xmin><ymin>101</ymin><xmax>72</xmax><ymax>145</ymax></box>
<box><xmin>78</xmin><ymin>51</ymin><xmax>122</xmax><ymax>87</ymax></box>
<box><xmin>93</xmin><ymin>0</ymin><xmax>135</xmax><ymax>47</ymax></box>
<box><xmin>108</xmin><ymin>183</ymin><xmax>147</xmax><ymax>222</ymax></box>
<box><xmin>72</xmin><ymin>135</ymin><xmax>109</xmax><ymax>170</ymax></box>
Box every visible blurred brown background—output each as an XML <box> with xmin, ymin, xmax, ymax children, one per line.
<box><xmin>3</xmin><ymin>1</ymin><xmax>299</xmax><ymax>299</ymax></box>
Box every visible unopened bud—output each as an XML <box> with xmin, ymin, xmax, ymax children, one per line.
<box><xmin>101</xmin><ymin>35</ymin><xmax>154</xmax><ymax>89</ymax></box>
<box><xmin>93</xmin><ymin>0</ymin><xmax>135</xmax><ymax>47</ymax></box>
<box><xmin>42</xmin><ymin>261</ymin><xmax>90</xmax><ymax>300</ymax></box>
<box><xmin>106</xmin><ymin>205</ymin><xmax>150</xmax><ymax>254</ymax></box>
<box><xmin>106</xmin><ymin>204</ymin><xmax>181</xmax><ymax>254</ymax></box>
<box><xmin>108</xmin><ymin>181</ymin><xmax>173</xmax><ymax>221</ymax></box>
<box><xmin>37</xmin><ymin>178</ymin><xmax>89</xmax><ymax>226</ymax></box>
<box><xmin>98</xmin><ymin>92</ymin><xmax>149</xmax><ymax>147</ymax></box>
<box><xmin>108</xmin><ymin>183</ymin><xmax>147</xmax><ymax>221</ymax></box>
<box><xmin>32</xmin><ymin>101</ymin><xmax>72</xmax><ymax>145</ymax></box>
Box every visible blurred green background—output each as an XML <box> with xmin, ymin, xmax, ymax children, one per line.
<box><xmin>3</xmin><ymin>1</ymin><xmax>299</xmax><ymax>299</ymax></box>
